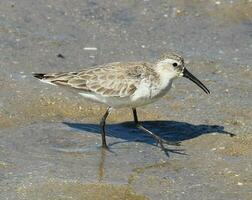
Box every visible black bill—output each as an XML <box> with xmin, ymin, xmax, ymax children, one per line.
<box><xmin>183</xmin><ymin>68</ymin><xmax>210</xmax><ymax>94</ymax></box>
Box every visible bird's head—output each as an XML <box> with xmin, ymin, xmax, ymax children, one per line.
<box><xmin>156</xmin><ymin>52</ymin><xmax>210</xmax><ymax>94</ymax></box>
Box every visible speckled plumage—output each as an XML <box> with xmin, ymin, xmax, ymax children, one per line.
<box><xmin>40</xmin><ymin>62</ymin><xmax>159</xmax><ymax>98</ymax></box>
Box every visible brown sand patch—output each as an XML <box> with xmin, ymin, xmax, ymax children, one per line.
<box><xmin>207</xmin><ymin>1</ymin><xmax>252</xmax><ymax>24</ymax></box>
<box><xmin>0</xmin><ymin>114</ymin><xmax>16</xmax><ymax>128</ymax></box>
<box><xmin>6</xmin><ymin>93</ymin><xmax>163</xmax><ymax>127</ymax></box>
<box><xmin>218</xmin><ymin>106</ymin><xmax>251</xmax><ymax>127</ymax></box>
<box><xmin>218</xmin><ymin>135</ymin><xmax>252</xmax><ymax>157</ymax></box>
<box><xmin>162</xmin><ymin>1</ymin><xmax>252</xmax><ymax>24</ymax></box>
<box><xmin>128</xmin><ymin>160</ymin><xmax>183</xmax><ymax>185</ymax></box>
<box><xmin>185</xmin><ymin>133</ymin><xmax>219</xmax><ymax>147</ymax></box>
<box><xmin>17</xmin><ymin>181</ymin><xmax>148</xmax><ymax>200</ymax></box>
<box><xmin>165</xmin><ymin>100</ymin><xmax>183</xmax><ymax>112</ymax></box>
<box><xmin>132</xmin><ymin>160</ymin><xmax>183</xmax><ymax>174</ymax></box>
<box><xmin>225</xmin><ymin>108</ymin><xmax>252</xmax><ymax>119</ymax></box>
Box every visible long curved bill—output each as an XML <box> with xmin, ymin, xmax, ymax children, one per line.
<box><xmin>183</xmin><ymin>68</ymin><xmax>210</xmax><ymax>94</ymax></box>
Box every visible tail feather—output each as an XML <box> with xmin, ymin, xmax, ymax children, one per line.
<box><xmin>33</xmin><ymin>73</ymin><xmax>46</xmax><ymax>79</ymax></box>
<box><xmin>33</xmin><ymin>72</ymin><xmax>84</xmax><ymax>88</ymax></box>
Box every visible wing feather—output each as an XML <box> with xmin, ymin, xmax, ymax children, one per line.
<box><xmin>36</xmin><ymin>62</ymin><xmax>157</xmax><ymax>97</ymax></box>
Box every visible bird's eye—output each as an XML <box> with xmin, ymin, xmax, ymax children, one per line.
<box><xmin>172</xmin><ymin>63</ymin><xmax>178</xmax><ymax>67</ymax></box>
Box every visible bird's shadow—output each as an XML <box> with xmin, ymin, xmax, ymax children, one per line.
<box><xmin>63</xmin><ymin>120</ymin><xmax>234</xmax><ymax>150</ymax></box>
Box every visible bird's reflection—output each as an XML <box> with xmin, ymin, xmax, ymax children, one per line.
<box><xmin>97</xmin><ymin>147</ymin><xmax>106</xmax><ymax>181</ymax></box>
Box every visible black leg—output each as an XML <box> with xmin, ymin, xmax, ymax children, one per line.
<box><xmin>100</xmin><ymin>107</ymin><xmax>111</xmax><ymax>149</ymax></box>
<box><xmin>132</xmin><ymin>107</ymin><xmax>138</xmax><ymax>124</ymax></box>
<box><xmin>132</xmin><ymin>108</ymin><xmax>180</xmax><ymax>151</ymax></box>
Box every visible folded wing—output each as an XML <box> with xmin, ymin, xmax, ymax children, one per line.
<box><xmin>34</xmin><ymin>62</ymin><xmax>155</xmax><ymax>98</ymax></box>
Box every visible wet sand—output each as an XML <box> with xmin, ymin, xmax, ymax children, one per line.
<box><xmin>0</xmin><ymin>0</ymin><xmax>251</xmax><ymax>199</ymax></box>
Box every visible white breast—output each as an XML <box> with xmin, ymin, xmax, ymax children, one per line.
<box><xmin>79</xmin><ymin>75</ymin><xmax>174</xmax><ymax>108</ymax></box>
<box><xmin>129</xmin><ymin>78</ymin><xmax>173</xmax><ymax>107</ymax></box>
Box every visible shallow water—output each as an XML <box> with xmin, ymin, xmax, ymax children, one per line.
<box><xmin>0</xmin><ymin>0</ymin><xmax>252</xmax><ymax>199</ymax></box>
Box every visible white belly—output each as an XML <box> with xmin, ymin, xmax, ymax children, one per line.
<box><xmin>78</xmin><ymin>80</ymin><xmax>173</xmax><ymax>108</ymax></box>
